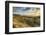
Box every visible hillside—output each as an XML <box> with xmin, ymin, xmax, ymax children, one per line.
<box><xmin>13</xmin><ymin>15</ymin><xmax>40</xmax><ymax>28</ymax></box>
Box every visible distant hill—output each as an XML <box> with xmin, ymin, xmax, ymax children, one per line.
<box><xmin>13</xmin><ymin>14</ymin><xmax>40</xmax><ymax>18</ymax></box>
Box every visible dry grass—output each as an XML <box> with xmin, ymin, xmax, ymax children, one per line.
<box><xmin>13</xmin><ymin>15</ymin><xmax>40</xmax><ymax>28</ymax></box>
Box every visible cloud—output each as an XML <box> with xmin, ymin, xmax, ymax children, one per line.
<box><xmin>13</xmin><ymin>7</ymin><xmax>40</xmax><ymax>16</ymax></box>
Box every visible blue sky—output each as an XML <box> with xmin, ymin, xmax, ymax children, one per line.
<box><xmin>13</xmin><ymin>7</ymin><xmax>40</xmax><ymax>15</ymax></box>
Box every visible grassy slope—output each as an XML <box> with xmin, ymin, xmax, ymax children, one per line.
<box><xmin>13</xmin><ymin>15</ymin><xmax>40</xmax><ymax>28</ymax></box>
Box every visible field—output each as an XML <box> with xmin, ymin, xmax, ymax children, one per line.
<box><xmin>13</xmin><ymin>15</ymin><xmax>40</xmax><ymax>28</ymax></box>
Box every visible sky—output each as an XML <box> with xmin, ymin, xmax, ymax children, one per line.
<box><xmin>13</xmin><ymin>7</ymin><xmax>40</xmax><ymax>16</ymax></box>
